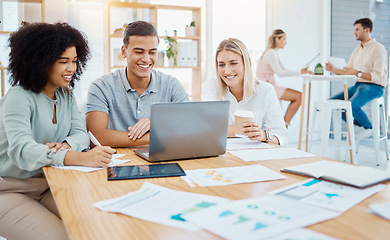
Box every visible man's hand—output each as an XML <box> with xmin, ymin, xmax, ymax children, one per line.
<box><xmin>325</xmin><ymin>62</ymin><xmax>334</xmax><ymax>72</ymax></box>
<box><xmin>128</xmin><ymin>118</ymin><xmax>150</xmax><ymax>140</ymax></box>
<box><xmin>342</xmin><ymin>67</ymin><xmax>359</xmax><ymax>76</ymax></box>
<box><xmin>46</xmin><ymin>142</ymin><xmax>72</xmax><ymax>153</ymax></box>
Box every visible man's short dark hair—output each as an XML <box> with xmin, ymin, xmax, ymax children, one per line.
<box><xmin>354</xmin><ymin>18</ymin><xmax>373</xmax><ymax>33</ymax></box>
<box><xmin>123</xmin><ymin>21</ymin><xmax>159</xmax><ymax>46</ymax></box>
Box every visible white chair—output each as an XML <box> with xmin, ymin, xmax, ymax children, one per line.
<box><xmin>356</xmin><ymin>97</ymin><xmax>389</xmax><ymax>166</ymax></box>
<box><xmin>309</xmin><ymin>100</ymin><xmax>357</xmax><ymax>164</ymax></box>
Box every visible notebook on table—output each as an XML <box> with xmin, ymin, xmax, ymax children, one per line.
<box><xmin>134</xmin><ymin>101</ymin><xmax>230</xmax><ymax>162</ymax></box>
<box><xmin>281</xmin><ymin>160</ymin><xmax>390</xmax><ymax>188</ymax></box>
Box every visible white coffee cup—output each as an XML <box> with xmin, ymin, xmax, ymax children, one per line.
<box><xmin>234</xmin><ymin>110</ymin><xmax>254</xmax><ymax>137</ymax></box>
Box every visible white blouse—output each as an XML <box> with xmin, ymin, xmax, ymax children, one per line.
<box><xmin>203</xmin><ymin>79</ymin><xmax>288</xmax><ymax>145</ymax></box>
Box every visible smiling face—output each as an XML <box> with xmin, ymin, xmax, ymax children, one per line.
<box><xmin>217</xmin><ymin>50</ymin><xmax>245</xmax><ymax>89</ymax></box>
<box><xmin>44</xmin><ymin>46</ymin><xmax>77</xmax><ymax>97</ymax></box>
<box><xmin>122</xmin><ymin>35</ymin><xmax>158</xmax><ymax>82</ymax></box>
<box><xmin>275</xmin><ymin>34</ymin><xmax>286</xmax><ymax>49</ymax></box>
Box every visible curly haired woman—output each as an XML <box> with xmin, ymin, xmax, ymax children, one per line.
<box><xmin>0</xmin><ymin>22</ymin><xmax>115</xmax><ymax>239</ymax></box>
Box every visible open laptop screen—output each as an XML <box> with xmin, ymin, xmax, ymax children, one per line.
<box><xmin>144</xmin><ymin>101</ymin><xmax>229</xmax><ymax>162</ymax></box>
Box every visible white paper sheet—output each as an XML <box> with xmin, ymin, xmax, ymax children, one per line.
<box><xmin>227</xmin><ymin>138</ymin><xmax>274</xmax><ymax>150</ymax></box>
<box><xmin>184</xmin><ymin>195</ymin><xmax>340</xmax><ymax>240</ymax></box>
<box><xmin>268</xmin><ymin>228</ymin><xmax>338</xmax><ymax>240</ymax></box>
<box><xmin>94</xmin><ymin>182</ymin><xmax>230</xmax><ymax>230</ymax></box>
<box><xmin>53</xmin><ymin>154</ymin><xmax>130</xmax><ymax>172</ymax></box>
<box><xmin>181</xmin><ymin>164</ymin><xmax>286</xmax><ymax>187</ymax></box>
<box><xmin>369</xmin><ymin>203</ymin><xmax>390</xmax><ymax>220</ymax></box>
<box><xmin>230</xmin><ymin>148</ymin><xmax>315</xmax><ymax>161</ymax></box>
<box><xmin>270</xmin><ymin>179</ymin><xmax>385</xmax><ymax>212</ymax></box>
<box><xmin>328</xmin><ymin>57</ymin><xmax>347</xmax><ymax>69</ymax></box>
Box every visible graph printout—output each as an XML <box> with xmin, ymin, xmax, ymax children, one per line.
<box><xmin>94</xmin><ymin>182</ymin><xmax>230</xmax><ymax>230</ymax></box>
<box><xmin>184</xmin><ymin>195</ymin><xmax>340</xmax><ymax>240</ymax></box>
<box><xmin>270</xmin><ymin>179</ymin><xmax>385</xmax><ymax>212</ymax></box>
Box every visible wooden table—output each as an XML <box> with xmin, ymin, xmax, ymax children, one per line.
<box><xmin>298</xmin><ymin>75</ymin><xmax>356</xmax><ymax>162</ymax></box>
<box><xmin>43</xmin><ymin>148</ymin><xmax>390</xmax><ymax>240</ymax></box>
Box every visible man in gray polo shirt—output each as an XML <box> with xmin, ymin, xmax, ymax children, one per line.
<box><xmin>86</xmin><ymin>21</ymin><xmax>189</xmax><ymax>147</ymax></box>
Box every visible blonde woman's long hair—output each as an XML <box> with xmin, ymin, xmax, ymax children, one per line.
<box><xmin>266</xmin><ymin>29</ymin><xmax>285</xmax><ymax>50</ymax></box>
<box><xmin>215</xmin><ymin>38</ymin><xmax>258</xmax><ymax>100</ymax></box>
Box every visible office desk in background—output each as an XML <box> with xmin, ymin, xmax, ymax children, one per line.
<box><xmin>43</xmin><ymin>148</ymin><xmax>390</xmax><ymax>240</ymax></box>
<box><xmin>298</xmin><ymin>75</ymin><xmax>356</xmax><ymax>157</ymax></box>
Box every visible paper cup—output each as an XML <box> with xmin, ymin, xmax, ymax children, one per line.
<box><xmin>234</xmin><ymin>110</ymin><xmax>254</xmax><ymax>137</ymax></box>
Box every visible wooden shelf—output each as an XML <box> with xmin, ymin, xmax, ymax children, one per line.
<box><xmin>3</xmin><ymin>0</ymin><xmax>43</xmax><ymax>3</ymax></box>
<box><xmin>0</xmin><ymin>31</ymin><xmax>15</xmax><ymax>35</ymax></box>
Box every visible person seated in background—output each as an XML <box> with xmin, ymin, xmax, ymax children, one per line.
<box><xmin>326</xmin><ymin>18</ymin><xmax>388</xmax><ymax>140</ymax></box>
<box><xmin>203</xmin><ymin>38</ymin><xmax>288</xmax><ymax>145</ymax></box>
<box><xmin>0</xmin><ymin>22</ymin><xmax>115</xmax><ymax>240</ymax></box>
<box><xmin>257</xmin><ymin>29</ymin><xmax>313</xmax><ymax>128</ymax></box>
<box><xmin>86</xmin><ymin>21</ymin><xmax>189</xmax><ymax>148</ymax></box>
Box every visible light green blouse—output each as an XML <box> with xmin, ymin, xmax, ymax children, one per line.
<box><xmin>0</xmin><ymin>86</ymin><xmax>89</xmax><ymax>178</ymax></box>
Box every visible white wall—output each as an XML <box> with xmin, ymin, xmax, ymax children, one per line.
<box><xmin>266</xmin><ymin>0</ymin><xmax>331</xmax><ymax>145</ymax></box>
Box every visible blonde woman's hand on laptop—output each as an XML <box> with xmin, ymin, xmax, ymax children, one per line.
<box><xmin>128</xmin><ymin>118</ymin><xmax>150</xmax><ymax>140</ymax></box>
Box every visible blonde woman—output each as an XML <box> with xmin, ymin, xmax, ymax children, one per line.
<box><xmin>257</xmin><ymin>29</ymin><xmax>313</xmax><ymax>127</ymax></box>
<box><xmin>203</xmin><ymin>38</ymin><xmax>288</xmax><ymax>145</ymax></box>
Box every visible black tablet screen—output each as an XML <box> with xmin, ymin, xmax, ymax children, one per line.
<box><xmin>107</xmin><ymin>163</ymin><xmax>185</xmax><ymax>180</ymax></box>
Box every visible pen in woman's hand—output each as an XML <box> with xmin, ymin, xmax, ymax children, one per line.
<box><xmin>88</xmin><ymin>131</ymin><xmax>102</xmax><ymax>146</ymax></box>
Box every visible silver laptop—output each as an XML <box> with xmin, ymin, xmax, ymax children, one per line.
<box><xmin>134</xmin><ymin>101</ymin><xmax>230</xmax><ymax>162</ymax></box>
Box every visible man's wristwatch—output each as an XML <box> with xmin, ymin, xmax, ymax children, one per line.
<box><xmin>357</xmin><ymin>71</ymin><xmax>362</xmax><ymax>77</ymax></box>
<box><xmin>263</xmin><ymin>130</ymin><xmax>272</xmax><ymax>142</ymax></box>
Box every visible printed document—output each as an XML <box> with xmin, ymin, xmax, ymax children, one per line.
<box><xmin>53</xmin><ymin>154</ymin><xmax>130</xmax><ymax>172</ymax></box>
<box><xmin>184</xmin><ymin>195</ymin><xmax>340</xmax><ymax>240</ymax></box>
<box><xmin>270</xmin><ymin>178</ymin><xmax>385</xmax><ymax>212</ymax></box>
<box><xmin>328</xmin><ymin>57</ymin><xmax>347</xmax><ymax>69</ymax></box>
<box><xmin>268</xmin><ymin>228</ymin><xmax>337</xmax><ymax>240</ymax></box>
<box><xmin>230</xmin><ymin>148</ymin><xmax>315</xmax><ymax>161</ymax></box>
<box><xmin>94</xmin><ymin>182</ymin><xmax>230</xmax><ymax>230</ymax></box>
<box><xmin>369</xmin><ymin>203</ymin><xmax>390</xmax><ymax>220</ymax></box>
<box><xmin>227</xmin><ymin>138</ymin><xmax>274</xmax><ymax>150</ymax></box>
<box><xmin>181</xmin><ymin>164</ymin><xmax>286</xmax><ymax>187</ymax></box>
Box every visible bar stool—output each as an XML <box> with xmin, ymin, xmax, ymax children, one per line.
<box><xmin>356</xmin><ymin>97</ymin><xmax>389</xmax><ymax>166</ymax></box>
<box><xmin>309</xmin><ymin>100</ymin><xmax>357</xmax><ymax>164</ymax></box>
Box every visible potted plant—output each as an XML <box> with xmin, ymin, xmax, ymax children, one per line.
<box><xmin>164</xmin><ymin>36</ymin><xmax>177</xmax><ymax>66</ymax></box>
<box><xmin>314</xmin><ymin>63</ymin><xmax>324</xmax><ymax>75</ymax></box>
<box><xmin>185</xmin><ymin>21</ymin><xmax>197</xmax><ymax>37</ymax></box>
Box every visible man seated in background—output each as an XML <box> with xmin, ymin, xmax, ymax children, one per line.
<box><xmin>326</xmin><ymin>18</ymin><xmax>388</xmax><ymax>139</ymax></box>
<box><xmin>86</xmin><ymin>21</ymin><xmax>189</xmax><ymax>147</ymax></box>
